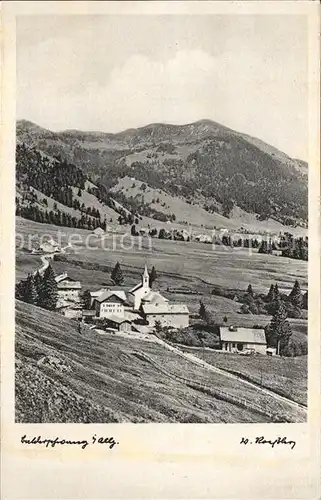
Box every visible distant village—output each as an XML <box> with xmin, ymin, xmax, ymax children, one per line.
<box><xmin>30</xmin><ymin>224</ymin><xmax>308</xmax><ymax>263</ymax></box>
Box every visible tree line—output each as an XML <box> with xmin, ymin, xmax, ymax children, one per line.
<box><xmin>16</xmin><ymin>200</ymin><xmax>106</xmax><ymax>231</ymax></box>
<box><xmin>15</xmin><ymin>264</ymin><xmax>58</xmax><ymax>310</ymax></box>
<box><xmin>258</xmin><ymin>233</ymin><xmax>308</xmax><ymax>261</ymax></box>
<box><xmin>238</xmin><ymin>280</ymin><xmax>307</xmax><ymax>319</ymax></box>
<box><xmin>17</xmin><ymin>143</ymin><xmax>86</xmax><ymax>204</ymax></box>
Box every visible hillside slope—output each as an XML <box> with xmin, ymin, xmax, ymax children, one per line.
<box><xmin>15</xmin><ymin>300</ymin><xmax>304</xmax><ymax>423</ymax></box>
<box><xmin>17</xmin><ymin>119</ymin><xmax>308</xmax><ymax>230</ymax></box>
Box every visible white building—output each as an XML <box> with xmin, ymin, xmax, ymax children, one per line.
<box><xmin>94</xmin><ymin>290</ymin><xmax>127</xmax><ymax>318</ymax></box>
<box><xmin>220</xmin><ymin>326</ymin><xmax>267</xmax><ymax>354</ymax></box>
<box><xmin>141</xmin><ymin>303</ymin><xmax>189</xmax><ymax>329</ymax></box>
<box><xmin>92</xmin><ymin>227</ymin><xmax>105</xmax><ymax>237</ymax></box>
<box><xmin>129</xmin><ymin>265</ymin><xmax>150</xmax><ymax>310</ymax></box>
<box><xmin>141</xmin><ymin>290</ymin><xmax>169</xmax><ymax>307</ymax></box>
<box><xmin>39</xmin><ymin>242</ymin><xmax>58</xmax><ymax>254</ymax></box>
<box><xmin>55</xmin><ymin>273</ymin><xmax>82</xmax><ymax>302</ymax></box>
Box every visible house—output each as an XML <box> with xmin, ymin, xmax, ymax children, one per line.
<box><xmin>92</xmin><ymin>227</ymin><xmax>105</xmax><ymax>237</ymax></box>
<box><xmin>94</xmin><ymin>290</ymin><xmax>127</xmax><ymax>318</ymax></box>
<box><xmin>55</xmin><ymin>273</ymin><xmax>82</xmax><ymax>302</ymax></box>
<box><xmin>103</xmin><ymin>315</ymin><xmax>132</xmax><ymax>332</ymax></box>
<box><xmin>89</xmin><ymin>288</ymin><xmax>109</xmax><ymax>307</ymax></box>
<box><xmin>39</xmin><ymin>242</ymin><xmax>57</xmax><ymax>254</ymax></box>
<box><xmin>129</xmin><ymin>265</ymin><xmax>150</xmax><ymax>310</ymax></box>
<box><xmin>194</xmin><ymin>234</ymin><xmax>212</xmax><ymax>243</ymax></box>
<box><xmin>141</xmin><ymin>303</ymin><xmax>189</xmax><ymax>329</ymax></box>
<box><xmin>81</xmin><ymin>310</ymin><xmax>97</xmax><ymax>323</ymax></box>
<box><xmin>220</xmin><ymin>326</ymin><xmax>267</xmax><ymax>354</ymax></box>
<box><xmin>56</xmin><ymin>299</ymin><xmax>82</xmax><ymax>319</ymax></box>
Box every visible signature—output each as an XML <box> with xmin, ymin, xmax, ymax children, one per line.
<box><xmin>240</xmin><ymin>436</ymin><xmax>296</xmax><ymax>450</ymax></box>
<box><xmin>21</xmin><ymin>434</ymin><xmax>119</xmax><ymax>450</ymax></box>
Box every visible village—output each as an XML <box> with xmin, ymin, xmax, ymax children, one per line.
<box><xmin>52</xmin><ymin>258</ymin><xmax>271</xmax><ymax>357</ymax></box>
<box><xmin>15</xmin><ymin>219</ymin><xmax>309</xmax><ymax>361</ymax></box>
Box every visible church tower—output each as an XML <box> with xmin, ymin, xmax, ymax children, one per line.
<box><xmin>142</xmin><ymin>264</ymin><xmax>149</xmax><ymax>289</ymax></box>
<box><xmin>129</xmin><ymin>264</ymin><xmax>150</xmax><ymax>310</ymax></box>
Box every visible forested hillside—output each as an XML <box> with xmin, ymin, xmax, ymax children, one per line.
<box><xmin>17</xmin><ymin>119</ymin><xmax>308</xmax><ymax>229</ymax></box>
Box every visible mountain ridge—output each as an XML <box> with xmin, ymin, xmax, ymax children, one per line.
<box><xmin>17</xmin><ymin>118</ymin><xmax>304</xmax><ymax>163</ymax></box>
<box><xmin>16</xmin><ymin>118</ymin><xmax>308</xmax><ymax>230</ymax></box>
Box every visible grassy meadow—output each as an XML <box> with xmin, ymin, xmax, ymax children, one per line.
<box><xmin>16</xmin><ymin>300</ymin><xmax>305</xmax><ymax>423</ymax></box>
<box><xmin>180</xmin><ymin>347</ymin><xmax>307</xmax><ymax>406</ymax></box>
<box><xmin>16</xmin><ymin>217</ymin><xmax>308</xmax><ymax>345</ymax></box>
<box><xmin>15</xmin><ymin>218</ymin><xmax>308</xmax><ymax>422</ymax></box>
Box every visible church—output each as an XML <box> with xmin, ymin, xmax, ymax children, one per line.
<box><xmin>84</xmin><ymin>265</ymin><xmax>189</xmax><ymax>330</ymax></box>
<box><xmin>129</xmin><ymin>265</ymin><xmax>151</xmax><ymax>310</ymax></box>
<box><xmin>129</xmin><ymin>266</ymin><xmax>190</xmax><ymax>329</ymax></box>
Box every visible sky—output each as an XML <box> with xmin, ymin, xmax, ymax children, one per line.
<box><xmin>17</xmin><ymin>15</ymin><xmax>308</xmax><ymax>160</ymax></box>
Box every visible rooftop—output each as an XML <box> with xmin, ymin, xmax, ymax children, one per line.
<box><xmin>57</xmin><ymin>281</ymin><xmax>82</xmax><ymax>290</ymax></box>
<box><xmin>95</xmin><ymin>290</ymin><xmax>127</xmax><ymax>303</ymax></box>
<box><xmin>105</xmin><ymin>315</ymin><xmax>132</xmax><ymax>325</ymax></box>
<box><xmin>141</xmin><ymin>290</ymin><xmax>168</xmax><ymax>305</ymax></box>
<box><xmin>142</xmin><ymin>303</ymin><xmax>189</xmax><ymax>315</ymax></box>
<box><xmin>220</xmin><ymin>327</ymin><xmax>266</xmax><ymax>344</ymax></box>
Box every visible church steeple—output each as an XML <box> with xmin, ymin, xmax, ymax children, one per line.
<box><xmin>143</xmin><ymin>264</ymin><xmax>149</xmax><ymax>288</ymax></box>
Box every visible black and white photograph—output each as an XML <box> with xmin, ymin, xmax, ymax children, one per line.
<box><xmin>15</xmin><ymin>12</ymin><xmax>309</xmax><ymax>425</ymax></box>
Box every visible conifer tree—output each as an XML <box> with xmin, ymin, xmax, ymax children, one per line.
<box><xmin>111</xmin><ymin>262</ymin><xmax>124</xmax><ymax>285</ymax></box>
<box><xmin>34</xmin><ymin>271</ymin><xmax>43</xmax><ymax>295</ymax></box>
<box><xmin>265</xmin><ymin>299</ymin><xmax>292</xmax><ymax>355</ymax></box>
<box><xmin>154</xmin><ymin>320</ymin><xmax>162</xmax><ymax>335</ymax></box>
<box><xmin>149</xmin><ymin>266</ymin><xmax>157</xmax><ymax>288</ymax></box>
<box><xmin>303</xmin><ymin>291</ymin><xmax>308</xmax><ymax>310</ymax></box>
<box><xmin>15</xmin><ymin>279</ymin><xmax>27</xmax><ymax>300</ymax></box>
<box><xmin>266</xmin><ymin>284</ymin><xmax>275</xmax><ymax>302</ymax></box>
<box><xmin>247</xmin><ymin>284</ymin><xmax>254</xmax><ymax>296</ymax></box>
<box><xmin>82</xmin><ymin>289</ymin><xmax>92</xmax><ymax>310</ymax></box>
<box><xmin>24</xmin><ymin>274</ymin><xmax>38</xmax><ymax>305</ymax></box>
<box><xmin>288</xmin><ymin>280</ymin><xmax>303</xmax><ymax>309</ymax></box>
<box><xmin>199</xmin><ymin>300</ymin><xmax>209</xmax><ymax>322</ymax></box>
<box><xmin>38</xmin><ymin>263</ymin><xmax>58</xmax><ymax>310</ymax></box>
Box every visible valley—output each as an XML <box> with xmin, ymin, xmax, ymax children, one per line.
<box><xmin>14</xmin><ymin>117</ymin><xmax>308</xmax><ymax>424</ymax></box>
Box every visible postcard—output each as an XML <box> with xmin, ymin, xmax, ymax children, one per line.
<box><xmin>1</xmin><ymin>1</ymin><xmax>320</xmax><ymax>499</ymax></box>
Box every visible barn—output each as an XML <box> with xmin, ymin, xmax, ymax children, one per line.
<box><xmin>104</xmin><ymin>316</ymin><xmax>132</xmax><ymax>332</ymax></box>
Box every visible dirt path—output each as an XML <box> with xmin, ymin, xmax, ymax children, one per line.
<box><xmin>92</xmin><ymin>327</ymin><xmax>306</xmax><ymax>416</ymax></box>
<box><xmin>34</xmin><ymin>243</ymin><xmax>74</xmax><ymax>275</ymax></box>
<box><xmin>33</xmin><ymin>254</ymin><xmax>53</xmax><ymax>275</ymax></box>
<box><xmin>155</xmin><ymin>337</ymin><xmax>307</xmax><ymax>415</ymax></box>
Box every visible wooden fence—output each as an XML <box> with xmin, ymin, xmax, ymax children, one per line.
<box><xmin>133</xmin><ymin>350</ymin><xmax>295</xmax><ymax>423</ymax></box>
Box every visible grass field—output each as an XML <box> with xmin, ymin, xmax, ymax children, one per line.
<box><xmin>15</xmin><ymin>300</ymin><xmax>305</xmax><ymax>423</ymax></box>
<box><xmin>16</xmin><ymin>217</ymin><xmax>308</xmax><ymax>346</ymax></box>
<box><xmin>180</xmin><ymin>347</ymin><xmax>307</xmax><ymax>406</ymax></box>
